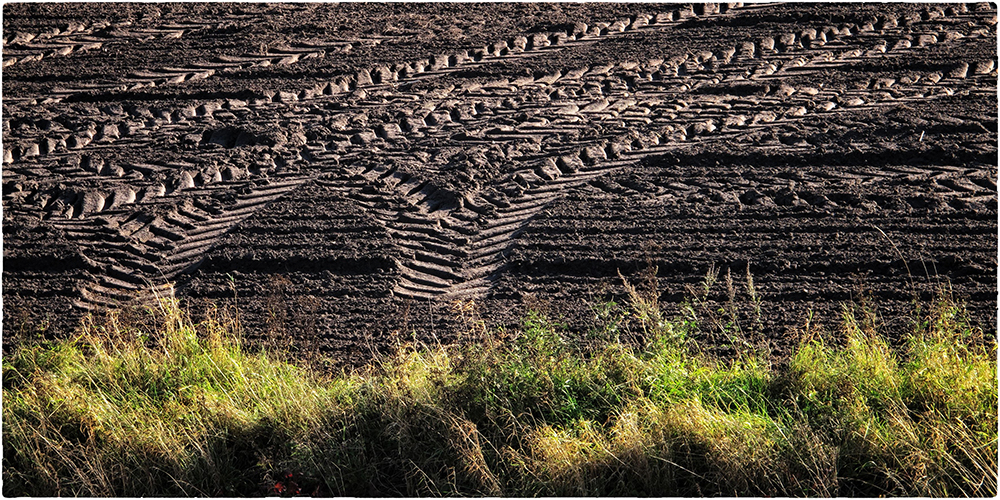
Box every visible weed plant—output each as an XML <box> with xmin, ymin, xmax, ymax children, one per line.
<box><xmin>3</xmin><ymin>275</ymin><xmax>996</xmax><ymax>496</ymax></box>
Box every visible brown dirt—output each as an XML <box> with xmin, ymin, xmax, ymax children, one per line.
<box><xmin>3</xmin><ymin>2</ymin><xmax>997</xmax><ymax>364</ymax></box>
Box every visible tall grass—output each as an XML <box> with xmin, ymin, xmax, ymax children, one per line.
<box><xmin>3</xmin><ymin>277</ymin><xmax>996</xmax><ymax>496</ymax></box>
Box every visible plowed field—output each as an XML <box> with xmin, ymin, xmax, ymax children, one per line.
<box><xmin>3</xmin><ymin>2</ymin><xmax>997</xmax><ymax>364</ymax></box>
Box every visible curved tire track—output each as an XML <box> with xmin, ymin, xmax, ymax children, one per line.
<box><xmin>3</xmin><ymin>3</ymin><xmax>995</xmax><ymax>350</ymax></box>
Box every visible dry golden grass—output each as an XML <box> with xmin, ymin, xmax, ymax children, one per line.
<box><xmin>3</xmin><ymin>279</ymin><xmax>995</xmax><ymax>496</ymax></box>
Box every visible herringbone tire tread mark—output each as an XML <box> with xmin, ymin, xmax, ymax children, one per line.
<box><xmin>7</xmin><ymin>2</ymin><xmax>992</xmax><ymax>167</ymax></box>
<box><xmin>5</xmin><ymin>4</ymin><xmax>769</xmax><ymax>308</ymax></box>
<box><xmin>302</xmin><ymin>5</ymin><xmax>995</xmax><ymax>300</ymax></box>
<box><xmin>2</xmin><ymin>3</ymin><xmax>996</xmax><ymax>311</ymax></box>
<box><xmin>8</xmin><ymin>1</ymin><xmax>992</xmax><ymax>168</ymax></box>
<box><xmin>3</xmin><ymin>3</ymin><xmax>751</xmax><ymax>148</ymax></box>
<box><xmin>24</xmin><ymin>3</ymin><xmax>785</xmax><ymax>110</ymax></box>
<box><xmin>2</xmin><ymin>19</ymin><xmax>202</xmax><ymax>70</ymax></box>
<box><xmin>9</xmin><ymin>59</ymin><xmax>996</xmax><ymax>303</ymax></box>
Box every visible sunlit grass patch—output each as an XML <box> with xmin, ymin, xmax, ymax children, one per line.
<box><xmin>3</xmin><ymin>278</ymin><xmax>995</xmax><ymax>497</ymax></box>
<box><xmin>3</xmin><ymin>297</ymin><xmax>346</xmax><ymax>496</ymax></box>
<box><xmin>787</xmin><ymin>291</ymin><xmax>997</xmax><ymax>496</ymax></box>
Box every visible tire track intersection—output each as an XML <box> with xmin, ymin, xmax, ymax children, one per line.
<box><xmin>4</xmin><ymin>3</ymin><xmax>996</xmax><ymax>361</ymax></box>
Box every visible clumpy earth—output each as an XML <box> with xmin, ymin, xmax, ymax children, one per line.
<box><xmin>3</xmin><ymin>3</ymin><xmax>996</xmax><ymax>364</ymax></box>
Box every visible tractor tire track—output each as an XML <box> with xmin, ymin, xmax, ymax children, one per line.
<box><xmin>6</xmin><ymin>3</ymin><xmax>995</xmax><ymax>303</ymax></box>
<box><xmin>3</xmin><ymin>3</ymin><xmax>995</xmax><ymax>362</ymax></box>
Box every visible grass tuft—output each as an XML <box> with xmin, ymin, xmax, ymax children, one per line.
<box><xmin>3</xmin><ymin>280</ymin><xmax>996</xmax><ymax>496</ymax></box>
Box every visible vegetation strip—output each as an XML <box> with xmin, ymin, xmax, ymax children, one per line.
<box><xmin>3</xmin><ymin>280</ymin><xmax>996</xmax><ymax>496</ymax></box>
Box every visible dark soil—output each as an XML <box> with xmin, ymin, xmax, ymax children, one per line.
<box><xmin>3</xmin><ymin>2</ymin><xmax>996</xmax><ymax>365</ymax></box>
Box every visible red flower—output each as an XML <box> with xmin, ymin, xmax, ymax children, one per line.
<box><xmin>274</xmin><ymin>472</ymin><xmax>301</xmax><ymax>496</ymax></box>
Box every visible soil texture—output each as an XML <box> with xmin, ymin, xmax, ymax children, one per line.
<box><xmin>3</xmin><ymin>2</ymin><xmax>997</xmax><ymax>363</ymax></box>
